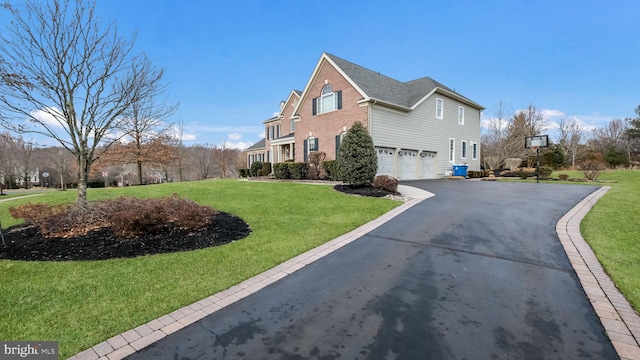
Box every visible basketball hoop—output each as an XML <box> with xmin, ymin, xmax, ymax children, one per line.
<box><xmin>530</xmin><ymin>145</ymin><xmax>540</xmax><ymax>151</ymax></box>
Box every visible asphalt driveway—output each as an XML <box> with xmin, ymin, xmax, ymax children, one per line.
<box><xmin>125</xmin><ymin>180</ymin><xmax>618</xmax><ymax>360</ymax></box>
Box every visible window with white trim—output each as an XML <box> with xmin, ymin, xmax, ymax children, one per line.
<box><xmin>308</xmin><ymin>137</ymin><xmax>318</xmax><ymax>152</ymax></box>
<box><xmin>449</xmin><ymin>138</ymin><xmax>455</xmax><ymax>163</ymax></box>
<box><xmin>458</xmin><ymin>106</ymin><xmax>464</xmax><ymax>125</ymax></box>
<box><xmin>313</xmin><ymin>85</ymin><xmax>342</xmax><ymax>115</ymax></box>
<box><xmin>436</xmin><ymin>98</ymin><xmax>444</xmax><ymax>119</ymax></box>
<box><xmin>472</xmin><ymin>142</ymin><xmax>478</xmax><ymax>160</ymax></box>
<box><xmin>461</xmin><ymin>140</ymin><xmax>467</xmax><ymax>159</ymax></box>
<box><xmin>290</xmin><ymin>120</ymin><xmax>295</xmax><ymax>132</ymax></box>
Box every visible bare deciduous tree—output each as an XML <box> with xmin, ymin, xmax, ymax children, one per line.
<box><xmin>15</xmin><ymin>137</ymin><xmax>34</xmax><ymax>189</ymax></box>
<box><xmin>118</xmin><ymin>60</ymin><xmax>178</xmax><ymax>185</ymax></box>
<box><xmin>481</xmin><ymin>100</ymin><xmax>511</xmax><ymax>170</ymax></box>
<box><xmin>191</xmin><ymin>144</ymin><xmax>213</xmax><ymax>180</ymax></box>
<box><xmin>48</xmin><ymin>147</ymin><xmax>75</xmax><ymax>190</ymax></box>
<box><xmin>212</xmin><ymin>142</ymin><xmax>239</xmax><ymax>178</ymax></box>
<box><xmin>481</xmin><ymin>102</ymin><xmax>547</xmax><ymax>169</ymax></box>
<box><xmin>0</xmin><ymin>0</ymin><xmax>167</xmax><ymax>205</ymax></box>
<box><xmin>556</xmin><ymin>118</ymin><xmax>585</xmax><ymax>169</ymax></box>
<box><xmin>589</xmin><ymin>118</ymin><xmax>631</xmax><ymax>165</ymax></box>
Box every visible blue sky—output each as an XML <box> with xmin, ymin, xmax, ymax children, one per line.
<box><xmin>9</xmin><ymin>0</ymin><xmax>640</xmax><ymax>148</ymax></box>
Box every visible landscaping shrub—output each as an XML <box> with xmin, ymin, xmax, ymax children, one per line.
<box><xmin>372</xmin><ymin>175</ymin><xmax>398</xmax><ymax>193</ymax></box>
<box><xmin>581</xmin><ymin>161</ymin><xmax>606</xmax><ymax>181</ymax></box>
<box><xmin>467</xmin><ymin>170</ymin><xmax>488</xmax><ymax>178</ymax></box>
<box><xmin>109</xmin><ymin>195</ymin><xmax>218</xmax><ymax>237</ymax></box>
<box><xmin>337</xmin><ymin>122</ymin><xmax>377</xmax><ymax>187</ymax></box>
<box><xmin>273</xmin><ymin>163</ymin><xmax>290</xmax><ymax>179</ymax></box>
<box><xmin>288</xmin><ymin>162</ymin><xmax>308</xmax><ymax>180</ymax></box>
<box><xmin>9</xmin><ymin>203</ymin><xmax>72</xmax><ymax>235</ymax></box>
<box><xmin>538</xmin><ymin>166</ymin><xmax>553</xmax><ymax>180</ymax></box>
<box><xmin>239</xmin><ymin>169</ymin><xmax>249</xmax><ymax>177</ymax></box>
<box><xmin>558</xmin><ymin>173</ymin><xmax>569</xmax><ymax>180</ymax></box>
<box><xmin>262</xmin><ymin>162</ymin><xmax>272</xmax><ymax>176</ymax></box>
<box><xmin>257</xmin><ymin>169</ymin><xmax>263</xmax><ymax>177</ymax></box>
<box><xmin>249</xmin><ymin>161</ymin><xmax>263</xmax><ymax>177</ymax></box>
<box><xmin>322</xmin><ymin>160</ymin><xmax>340</xmax><ymax>180</ymax></box>
<box><xmin>504</xmin><ymin>158</ymin><xmax>523</xmax><ymax>170</ymax></box>
<box><xmin>10</xmin><ymin>195</ymin><xmax>219</xmax><ymax>238</ymax></box>
<box><xmin>308</xmin><ymin>151</ymin><xmax>326</xmax><ymax>180</ymax></box>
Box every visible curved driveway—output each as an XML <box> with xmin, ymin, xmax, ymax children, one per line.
<box><xmin>126</xmin><ymin>180</ymin><xmax>618</xmax><ymax>359</ymax></box>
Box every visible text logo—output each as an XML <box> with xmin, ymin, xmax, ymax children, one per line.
<box><xmin>1</xmin><ymin>342</ymin><xmax>58</xmax><ymax>359</ymax></box>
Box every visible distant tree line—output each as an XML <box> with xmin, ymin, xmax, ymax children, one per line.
<box><xmin>481</xmin><ymin>103</ymin><xmax>640</xmax><ymax>171</ymax></box>
<box><xmin>0</xmin><ymin>131</ymin><xmax>245</xmax><ymax>191</ymax></box>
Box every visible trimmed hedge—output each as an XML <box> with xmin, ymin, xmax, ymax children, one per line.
<box><xmin>273</xmin><ymin>163</ymin><xmax>290</xmax><ymax>179</ymax></box>
<box><xmin>322</xmin><ymin>160</ymin><xmax>340</xmax><ymax>180</ymax></box>
<box><xmin>288</xmin><ymin>162</ymin><xmax>308</xmax><ymax>180</ymax></box>
<box><xmin>249</xmin><ymin>161</ymin><xmax>263</xmax><ymax>177</ymax></box>
<box><xmin>467</xmin><ymin>170</ymin><xmax>489</xmax><ymax>178</ymax></box>
<box><xmin>262</xmin><ymin>162</ymin><xmax>272</xmax><ymax>176</ymax></box>
<box><xmin>272</xmin><ymin>162</ymin><xmax>308</xmax><ymax>180</ymax></box>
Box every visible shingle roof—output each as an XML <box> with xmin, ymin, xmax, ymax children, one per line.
<box><xmin>244</xmin><ymin>138</ymin><xmax>265</xmax><ymax>151</ymax></box>
<box><xmin>325</xmin><ymin>53</ymin><xmax>481</xmax><ymax>110</ymax></box>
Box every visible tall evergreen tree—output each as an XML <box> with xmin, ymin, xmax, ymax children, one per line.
<box><xmin>337</xmin><ymin>122</ymin><xmax>377</xmax><ymax>187</ymax></box>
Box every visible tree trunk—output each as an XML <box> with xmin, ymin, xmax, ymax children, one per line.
<box><xmin>137</xmin><ymin>160</ymin><xmax>143</xmax><ymax>185</ymax></box>
<box><xmin>77</xmin><ymin>156</ymin><xmax>89</xmax><ymax>207</ymax></box>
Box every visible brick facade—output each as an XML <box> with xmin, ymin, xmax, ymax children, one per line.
<box><xmin>294</xmin><ymin>60</ymin><xmax>368</xmax><ymax>161</ymax></box>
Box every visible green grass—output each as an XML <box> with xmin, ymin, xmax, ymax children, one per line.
<box><xmin>0</xmin><ymin>179</ymin><xmax>400</xmax><ymax>358</ymax></box>
<box><xmin>580</xmin><ymin>170</ymin><xmax>640</xmax><ymax>311</ymax></box>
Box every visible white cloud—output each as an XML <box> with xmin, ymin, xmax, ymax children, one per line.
<box><xmin>228</xmin><ymin>133</ymin><xmax>242</xmax><ymax>140</ymax></box>
<box><xmin>257</xmin><ymin>133</ymin><xmax>265</xmax><ymax>139</ymax></box>
<box><xmin>540</xmin><ymin>109</ymin><xmax>566</xmax><ymax>119</ymax></box>
<box><xmin>225</xmin><ymin>141</ymin><xmax>253</xmax><ymax>150</ymax></box>
<box><xmin>29</xmin><ymin>107</ymin><xmax>65</xmax><ymax>128</ymax></box>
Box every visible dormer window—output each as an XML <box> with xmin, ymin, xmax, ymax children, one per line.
<box><xmin>312</xmin><ymin>85</ymin><xmax>342</xmax><ymax>115</ymax></box>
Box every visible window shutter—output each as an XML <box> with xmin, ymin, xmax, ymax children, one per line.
<box><xmin>316</xmin><ymin>138</ymin><xmax>319</xmax><ymax>152</ymax></box>
<box><xmin>312</xmin><ymin>98</ymin><xmax>317</xmax><ymax>115</ymax></box>
<box><xmin>335</xmin><ymin>135</ymin><xmax>341</xmax><ymax>157</ymax></box>
<box><xmin>303</xmin><ymin>139</ymin><xmax>308</xmax><ymax>162</ymax></box>
<box><xmin>337</xmin><ymin>91</ymin><xmax>342</xmax><ymax>110</ymax></box>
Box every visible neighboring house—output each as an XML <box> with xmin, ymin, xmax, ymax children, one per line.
<box><xmin>244</xmin><ymin>52</ymin><xmax>484</xmax><ymax>179</ymax></box>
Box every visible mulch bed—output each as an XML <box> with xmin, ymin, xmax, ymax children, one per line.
<box><xmin>0</xmin><ymin>184</ymin><xmax>396</xmax><ymax>262</ymax></box>
<box><xmin>0</xmin><ymin>212</ymin><xmax>250</xmax><ymax>261</ymax></box>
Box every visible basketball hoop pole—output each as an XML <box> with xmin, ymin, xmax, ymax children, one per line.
<box><xmin>536</xmin><ymin>147</ymin><xmax>540</xmax><ymax>183</ymax></box>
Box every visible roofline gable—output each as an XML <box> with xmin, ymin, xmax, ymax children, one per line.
<box><xmin>292</xmin><ymin>52</ymin><xmax>369</xmax><ymax>116</ymax></box>
<box><xmin>411</xmin><ymin>87</ymin><xmax>485</xmax><ymax>111</ymax></box>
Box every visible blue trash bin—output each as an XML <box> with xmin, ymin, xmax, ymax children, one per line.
<box><xmin>452</xmin><ymin>164</ymin><xmax>469</xmax><ymax>177</ymax></box>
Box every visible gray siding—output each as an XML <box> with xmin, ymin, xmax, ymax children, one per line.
<box><xmin>370</xmin><ymin>93</ymin><xmax>481</xmax><ymax>178</ymax></box>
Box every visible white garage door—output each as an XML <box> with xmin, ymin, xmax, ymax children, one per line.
<box><xmin>376</xmin><ymin>148</ymin><xmax>395</xmax><ymax>177</ymax></box>
<box><xmin>421</xmin><ymin>152</ymin><xmax>437</xmax><ymax>179</ymax></box>
<box><xmin>398</xmin><ymin>150</ymin><xmax>418</xmax><ymax>180</ymax></box>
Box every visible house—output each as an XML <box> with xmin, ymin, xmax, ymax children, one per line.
<box><xmin>244</xmin><ymin>52</ymin><xmax>484</xmax><ymax>180</ymax></box>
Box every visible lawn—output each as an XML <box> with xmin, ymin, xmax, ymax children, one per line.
<box><xmin>580</xmin><ymin>170</ymin><xmax>640</xmax><ymax>311</ymax></box>
<box><xmin>0</xmin><ymin>179</ymin><xmax>401</xmax><ymax>358</ymax></box>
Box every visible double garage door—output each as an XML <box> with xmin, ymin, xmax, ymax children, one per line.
<box><xmin>375</xmin><ymin>148</ymin><xmax>436</xmax><ymax>180</ymax></box>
